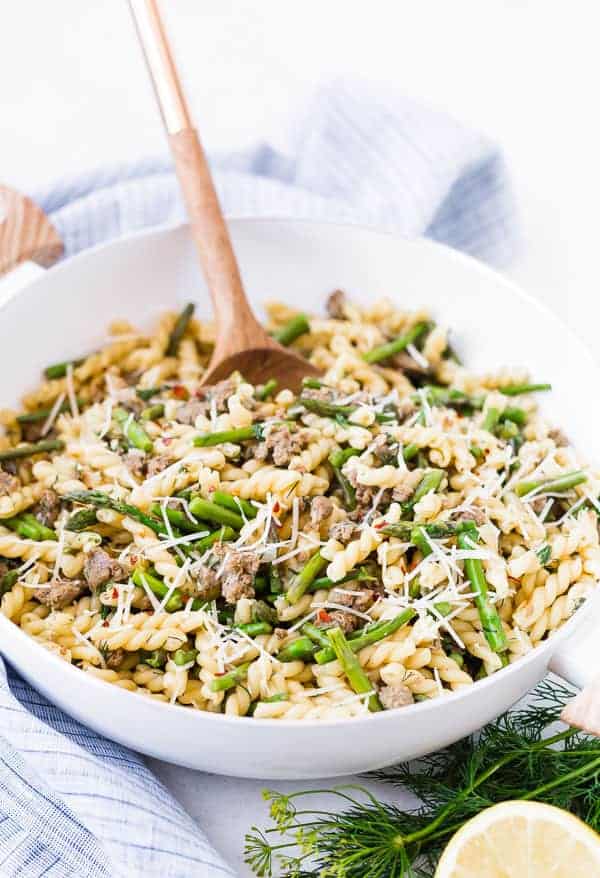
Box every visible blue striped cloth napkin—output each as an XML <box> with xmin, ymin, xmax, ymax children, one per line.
<box><xmin>0</xmin><ymin>79</ymin><xmax>518</xmax><ymax>878</ymax></box>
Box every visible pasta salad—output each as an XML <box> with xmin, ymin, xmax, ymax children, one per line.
<box><xmin>0</xmin><ymin>291</ymin><xmax>598</xmax><ymax>720</ymax></box>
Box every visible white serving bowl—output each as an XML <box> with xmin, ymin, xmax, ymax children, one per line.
<box><xmin>0</xmin><ymin>219</ymin><xmax>597</xmax><ymax>779</ymax></box>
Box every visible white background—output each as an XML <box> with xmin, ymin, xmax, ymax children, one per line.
<box><xmin>1</xmin><ymin>1</ymin><xmax>598</xmax><ymax>874</ymax></box>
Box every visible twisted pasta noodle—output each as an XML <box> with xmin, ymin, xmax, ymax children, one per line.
<box><xmin>529</xmin><ymin>576</ymin><xmax>596</xmax><ymax>643</ymax></box>
<box><xmin>22</xmin><ymin>339</ymin><xmax>140</xmax><ymax>409</ymax></box>
<box><xmin>428</xmin><ymin>648</ymin><xmax>473</xmax><ymax>690</ymax></box>
<box><xmin>0</xmin><ymin>533</ymin><xmax>59</xmax><ymax>563</ymax></box>
<box><xmin>66</xmin><ymin>441</ymin><xmax>136</xmax><ymax>489</ymax></box>
<box><xmin>133</xmin><ymin>664</ymin><xmax>168</xmax><ymax>693</ymax></box>
<box><xmin>401</xmin><ymin>669</ymin><xmax>441</xmax><ymax>699</ymax></box>
<box><xmin>163</xmin><ymin>660</ymin><xmax>190</xmax><ymax>703</ymax></box>
<box><xmin>177</xmin><ymin>338</ymin><xmax>203</xmax><ymax>384</ymax></box>
<box><xmin>129</xmin><ymin>455</ymin><xmax>223</xmax><ymax>508</ymax></box>
<box><xmin>83</xmin><ymin>666</ymin><xmax>137</xmax><ymax>691</ymax></box>
<box><xmin>324</xmin><ymin>527</ymin><xmax>382</xmax><ymax>583</ymax></box>
<box><xmin>513</xmin><ymin>556</ymin><xmax>583</xmax><ymax>630</ymax></box>
<box><xmin>0</xmin><ymin>482</ymin><xmax>43</xmax><ymax>519</ymax></box>
<box><xmin>226</xmin><ymin>467</ymin><xmax>325</xmax><ymax>502</ymax></box>
<box><xmin>32</xmin><ymin>457</ymin><xmax>87</xmax><ymax>495</ymax></box>
<box><xmin>1</xmin><ymin>585</ymin><xmax>32</xmax><ymax>621</ymax></box>
<box><xmin>90</xmin><ymin>609</ymin><xmax>206</xmax><ymax>651</ymax></box>
<box><xmin>178</xmin><ymin>680</ymin><xmax>207</xmax><ymax>709</ymax></box>
<box><xmin>122</xmin><ymin>313</ymin><xmax>176</xmax><ymax>372</ymax></box>
<box><xmin>453</xmin><ymin>617</ymin><xmax>503</xmax><ymax>674</ymax></box>
<box><xmin>289</xmin><ymin>437</ymin><xmax>335</xmax><ymax>473</ymax></box>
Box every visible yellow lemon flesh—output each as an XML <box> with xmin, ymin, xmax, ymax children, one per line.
<box><xmin>434</xmin><ymin>800</ymin><xmax>600</xmax><ymax>878</ymax></box>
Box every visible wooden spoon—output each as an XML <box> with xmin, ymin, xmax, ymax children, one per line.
<box><xmin>0</xmin><ymin>185</ymin><xmax>63</xmax><ymax>277</ymax></box>
<box><xmin>129</xmin><ymin>0</ymin><xmax>319</xmax><ymax>391</ymax></box>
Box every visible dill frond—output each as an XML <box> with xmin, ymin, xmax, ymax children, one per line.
<box><xmin>245</xmin><ymin>680</ymin><xmax>600</xmax><ymax>877</ymax></box>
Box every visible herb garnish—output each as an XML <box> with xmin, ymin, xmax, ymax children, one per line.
<box><xmin>245</xmin><ymin>680</ymin><xmax>600</xmax><ymax>876</ymax></box>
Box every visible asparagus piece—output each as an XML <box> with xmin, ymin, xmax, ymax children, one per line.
<box><xmin>298</xmin><ymin>397</ymin><xmax>356</xmax><ymax>419</ymax></box>
<box><xmin>166</xmin><ymin>303</ymin><xmax>195</xmax><ymax>357</ymax></box>
<box><xmin>235</xmin><ymin>621</ymin><xmax>273</xmax><ymax>637</ymax></box>
<box><xmin>482</xmin><ymin>407</ymin><xmax>501</xmax><ymax>433</ymax></box>
<box><xmin>113</xmin><ymin>407</ymin><xmax>153</xmax><ymax>453</ymax></box>
<box><xmin>309</xmin><ymin>566</ymin><xmax>377</xmax><ymax>593</ymax></box>
<box><xmin>212</xmin><ymin>490</ymin><xmax>257</xmax><ymax>519</ymax></box>
<box><xmin>64</xmin><ymin>491</ymin><xmax>166</xmax><ymax>536</ymax></box>
<box><xmin>500</xmin><ymin>382</ymin><xmax>552</xmax><ymax>396</ymax></box>
<box><xmin>0</xmin><ymin>569</ymin><xmax>19</xmax><ymax>596</ymax></box>
<box><xmin>151</xmin><ymin>503</ymin><xmax>208</xmax><ymax>535</ymax></box>
<box><xmin>457</xmin><ymin>526</ymin><xmax>507</xmax><ymax>653</ymax></box>
<box><xmin>497</xmin><ymin>421</ymin><xmax>520</xmax><ymax>441</ymax></box>
<box><xmin>273</xmin><ymin>314</ymin><xmax>310</xmax><ymax>346</ymax></box>
<box><xmin>415</xmin><ymin>386</ymin><xmax>481</xmax><ymax>410</ymax></box>
<box><xmin>328</xmin><ymin>447</ymin><xmax>360</xmax><ymax>510</ymax></box>
<box><xmin>301</xmin><ymin>622</ymin><xmax>332</xmax><ymax>650</ymax></box>
<box><xmin>402</xmin><ymin>469</ymin><xmax>444</xmax><ymax>515</ymax></box>
<box><xmin>44</xmin><ymin>358</ymin><xmax>85</xmax><ymax>380</ymax></box>
<box><xmin>411</xmin><ymin>526</ymin><xmax>432</xmax><ymax>558</ymax></box>
<box><xmin>362</xmin><ymin>322</ymin><xmax>429</xmax><ymax>365</ymax></box>
<box><xmin>210</xmin><ymin>661</ymin><xmax>252</xmax><ymax>692</ymax></box>
<box><xmin>172</xmin><ymin>647</ymin><xmax>198</xmax><ymax>666</ymax></box>
<box><xmin>131</xmin><ymin>566</ymin><xmax>184</xmax><ymax>612</ymax></box>
<box><xmin>403</xmin><ymin>443</ymin><xmax>419</xmax><ymax>461</ymax></box>
<box><xmin>327</xmin><ymin>627</ymin><xmax>382</xmax><ymax>711</ymax></box>
<box><xmin>136</xmin><ymin>386</ymin><xmax>163</xmax><ymax>401</ymax></box>
<box><xmin>17</xmin><ymin>398</ymin><xmax>83</xmax><ymax>424</ymax></box>
<box><xmin>193</xmin><ymin>424</ymin><xmax>264</xmax><ymax>447</ymax></box>
<box><xmin>188</xmin><ymin>497</ymin><xmax>244</xmax><ymax>530</ymax></box>
<box><xmin>141</xmin><ymin>404</ymin><xmax>165</xmax><ymax>421</ymax></box>
<box><xmin>0</xmin><ymin>439</ymin><xmax>64</xmax><ymax>461</ymax></box>
<box><xmin>269</xmin><ymin>563</ymin><xmax>284</xmax><ymax>595</ymax></box>
<box><xmin>255</xmin><ymin>379</ymin><xmax>278</xmax><ymax>401</ymax></box>
<box><xmin>277</xmin><ymin>636</ymin><xmax>316</xmax><ymax>663</ymax></box>
<box><xmin>302</xmin><ymin>377</ymin><xmax>327</xmax><ymax>390</ymax></box>
<box><xmin>286</xmin><ymin>550</ymin><xmax>328</xmax><ymax>605</ymax></box>
<box><xmin>514</xmin><ymin>469</ymin><xmax>587</xmax><ymax>498</ymax></box>
<box><xmin>15</xmin><ymin>513</ymin><xmax>57</xmax><ymax>541</ymax></box>
<box><xmin>381</xmin><ymin>520</ymin><xmax>458</xmax><ymax>541</ymax></box>
<box><xmin>65</xmin><ymin>508</ymin><xmax>98</xmax><ymax>532</ymax></box>
<box><xmin>500</xmin><ymin>406</ymin><xmax>526</xmax><ymax>426</ymax></box>
<box><xmin>143</xmin><ymin>649</ymin><xmax>167</xmax><ymax>669</ymax></box>
<box><xmin>315</xmin><ymin>608</ymin><xmax>417</xmax><ymax>664</ymax></box>
<box><xmin>193</xmin><ymin>525</ymin><xmax>236</xmax><ymax>553</ymax></box>
<box><xmin>433</xmin><ymin>601</ymin><xmax>453</xmax><ymax>617</ymax></box>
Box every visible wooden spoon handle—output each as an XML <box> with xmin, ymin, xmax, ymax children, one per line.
<box><xmin>168</xmin><ymin>128</ymin><xmax>260</xmax><ymax>343</ymax></box>
<box><xmin>0</xmin><ymin>186</ymin><xmax>63</xmax><ymax>277</ymax></box>
<box><xmin>129</xmin><ymin>0</ymin><xmax>264</xmax><ymax>347</ymax></box>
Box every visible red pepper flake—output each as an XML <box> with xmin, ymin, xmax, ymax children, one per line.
<box><xmin>374</xmin><ymin>521</ymin><xmax>386</xmax><ymax>529</ymax></box>
<box><xmin>273</xmin><ymin>501</ymin><xmax>281</xmax><ymax>514</ymax></box>
<box><xmin>111</xmin><ymin>587</ymin><xmax>119</xmax><ymax>599</ymax></box>
<box><xmin>173</xmin><ymin>384</ymin><xmax>189</xmax><ymax>400</ymax></box>
<box><xmin>102</xmin><ymin>620</ymin><xmax>109</xmax><ymax>627</ymax></box>
<box><xmin>317</xmin><ymin>609</ymin><xmax>332</xmax><ymax>623</ymax></box>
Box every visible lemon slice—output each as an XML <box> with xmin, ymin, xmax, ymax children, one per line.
<box><xmin>434</xmin><ymin>800</ymin><xmax>600</xmax><ymax>878</ymax></box>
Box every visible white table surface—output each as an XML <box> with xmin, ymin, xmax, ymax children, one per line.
<box><xmin>1</xmin><ymin>1</ymin><xmax>598</xmax><ymax>874</ymax></box>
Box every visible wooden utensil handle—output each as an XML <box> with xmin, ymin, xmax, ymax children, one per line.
<box><xmin>169</xmin><ymin>129</ymin><xmax>260</xmax><ymax>343</ymax></box>
<box><xmin>0</xmin><ymin>186</ymin><xmax>63</xmax><ymax>277</ymax></box>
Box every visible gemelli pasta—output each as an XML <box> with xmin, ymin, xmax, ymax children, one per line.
<box><xmin>0</xmin><ymin>290</ymin><xmax>598</xmax><ymax>720</ymax></box>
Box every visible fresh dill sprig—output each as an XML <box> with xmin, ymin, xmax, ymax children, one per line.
<box><xmin>245</xmin><ymin>680</ymin><xmax>600</xmax><ymax>877</ymax></box>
